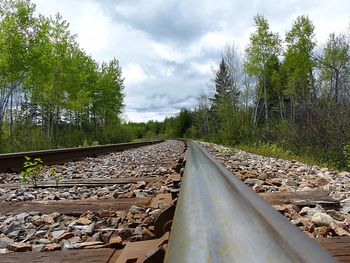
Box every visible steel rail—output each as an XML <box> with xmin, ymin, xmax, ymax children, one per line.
<box><xmin>0</xmin><ymin>140</ymin><xmax>163</xmax><ymax>172</ymax></box>
<box><xmin>165</xmin><ymin>141</ymin><xmax>337</xmax><ymax>263</ymax></box>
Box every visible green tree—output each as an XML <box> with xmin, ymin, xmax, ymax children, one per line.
<box><xmin>0</xmin><ymin>0</ymin><xmax>35</xmax><ymax>148</ymax></box>
<box><xmin>281</xmin><ymin>15</ymin><xmax>316</xmax><ymax>119</ymax></box>
<box><xmin>0</xmin><ymin>0</ymin><xmax>127</xmax><ymax>152</ymax></box>
<box><xmin>245</xmin><ymin>14</ymin><xmax>281</xmax><ymax>125</ymax></box>
<box><xmin>318</xmin><ymin>33</ymin><xmax>350</xmax><ymax>103</ymax></box>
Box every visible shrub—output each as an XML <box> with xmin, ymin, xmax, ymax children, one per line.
<box><xmin>20</xmin><ymin>156</ymin><xmax>44</xmax><ymax>187</ymax></box>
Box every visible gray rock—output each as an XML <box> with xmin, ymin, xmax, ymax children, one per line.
<box><xmin>299</xmin><ymin>205</ymin><xmax>326</xmax><ymax>217</ymax></box>
<box><xmin>15</xmin><ymin>213</ymin><xmax>30</xmax><ymax>223</ymax></box>
<box><xmin>244</xmin><ymin>178</ymin><xmax>259</xmax><ymax>186</ymax></box>
<box><xmin>338</xmin><ymin>171</ymin><xmax>350</xmax><ymax>177</ymax></box>
<box><xmin>31</xmin><ymin>215</ymin><xmax>41</xmax><ymax>221</ymax></box>
<box><xmin>14</xmin><ymin>189</ymin><xmax>25</xmax><ymax>196</ymax></box>
<box><xmin>133</xmin><ymin>226</ymin><xmax>143</xmax><ymax>236</ymax></box>
<box><xmin>52</xmin><ymin>230</ymin><xmax>66</xmax><ymax>240</ymax></box>
<box><xmin>24</xmin><ymin>193</ymin><xmax>35</xmax><ymax>200</ymax></box>
<box><xmin>38</xmin><ymin>238</ymin><xmax>52</xmax><ymax>244</ymax></box>
<box><xmin>311</xmin><ymin>213</ymin><xmax>334</xmax><ymax>227</ymax></box>
<box><xmin>68</xmin><ymin>236</ymin><xmax>81</xmax><ymax>243</ymax></box>
<box><xmin>85</xmin><ymin>223</ymin><xmax>96</xmax><ymax>235</ymax></box>
<box><xmin>112</xmin><ymin>191</ymin><xmax>119</xmax><ymax>198</ymax></box>
<box><xmin>340</xmin><ymin>197</ymin><xmax>350</xmax><ymax>213</ymax></box>
<box><xmin>8</xmin><ymin>230</ymin><xmax>22</xmax><ymax>239</ymax></box>
<box><xmin>63</xmin><ymin>241</ymin><xmax>103</xmax><ymax>250</ymax></box>
<box><xmin>1</xmin><ymin>225</ymin><xmax>8</xmax><ymax>234</ymax></box>
<box><xmin>6</xmin><ymin>221</ymin><xmax>23</xmax><ymax>234</ymax></box>
<box><xmin>61</xmin><ymin>192</ymin><xmax>70</xmax><ymax>199</ymax></box>
<box><xmin>91</xmin><ymin>232</ymin><xmax>100</xmax><ymax>242</ymax></box>
<box><xmin>129</xmin><ymin>205</ymin><xmax>145</xmax><ymax>214</ymax></box>
<box><xmin>109</xmin><ymin>217</ymin><xmax>120</xmax><ymax>227</ymax></box>
<box><xmin>3</xmin><ymin>216</ymin><xmax>15</xmax><ymax>225</ymax></box>
<box><xmin>24</xmin><ymin>229</ymin><xmax>36</xmax><ymax>241</ymax></box>
<box><xmin>40</xmin><ymin>225</ymin><xmax>49</xmax><ymax>230</ymax></box>
<box><xmin>49</xmin><ymin>223</ymin><xmax>60</xmax><ymax>229</ymax></box>
<box><xmin>0</xmin><ymin>237</ymin><xmax>14</xmax><ymax>248</ymax></box>
<box><xmin>285</xmin><ymin>179</ymin><xmax>299</xmax><ymax>187</ymax></box>
<box><xmin>135</xmin><ymin>191</ymin><xmax>147</xmax><ymax>198</ymax></box>
<box><xmin>35</xmin><ymin>230</ymin><xmax>47</xmax><ymax>238</ymax></box>
<box><xmin>67</xmin><ymin>220</ymin><xmax>77</xmax><ymax>228</ymax></box>
<box><xmin>32</xmin><ymin>244</ymin><xmax>44</xmax><ymax>252</ymax></box>
<box><xmin>71</xmin><ymin>225</ymin><xmax>88</xmax><ymax>233</ymax></box>
<box><xmin>25</xmin><ymin>223</ymin><xmax>36</xmax><ymax>229</ymax></box>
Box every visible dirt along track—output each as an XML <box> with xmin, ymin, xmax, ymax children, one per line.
<box><xmin>0</xmin><ymin>140</ymin><xmax>186</xmax><ymax>262</ymax></box>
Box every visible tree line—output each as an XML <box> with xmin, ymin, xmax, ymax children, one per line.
<box><xmin>144</xmin><ymin>15</ymin><xmax>350</xmax><ymax>169</ymax></box>
<box><xmin>0</xmin><ymin>0</ymin><xmax>128</xmax><ymax>152</ymax></box>
<box><xmin>3</xmin><ymin>0</ymin><xmax>350</xmax><ymax>170</ymax></box>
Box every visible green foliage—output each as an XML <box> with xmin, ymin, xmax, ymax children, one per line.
<box><xmin>83</xmin><ymin>140</ymin><xmax>89</xmax><ymax>147</ymax></box>
<box><xmin>343</xmin><ymin>144</ymin><xmax>350</xmax><ymax>169</ymax></box>
<box><xmin>92</xmin><ymin>141</ymin><xmax>99</xmax><ymax>146</ymax></box>
<box><xmin>237</xmin><ymin>142</ymin><xmax>318</xmax><ymax>165</ymax></box>
<box><xmin>48</xmin><ymin>167</ymin><xmax>62</xmax><ymax>187</ymax></box>
<box><xmin>0</xmin><ymin>0</ymin><xmax>126</xmax><ymax>153</ymax></box>
<box><xmin>145</xmin><ymin>14</ymin><xmax>350</xmax><ymax>172</ymax></box>
<box><xmin>244</xmin><ymin>14</ymin><xmax>281</xmax><ymax>77</ymax></box>
<box><xmin>244</xmin><ymin>14</ymin><xmax>281</xmax><ymax>125</ymax></box>
<box><xmin>20</xmin><ymin>156</ymin><xmax>43</xmax><ymax>187</ymax></box>
<box><xmin>282</xmin><ymin>15</ymin><xmax>316</xmax><ymax>101</ymax></box>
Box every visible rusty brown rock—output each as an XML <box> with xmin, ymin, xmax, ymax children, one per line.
<box><xmin>99</xmin><ymin>209</ymin><xmax>115</xmax><ymax>218</ymax></box>
<box><xmin>41</xmin><ymin>215</ymin><xmax>55</xmax><ymax>225</ymax></box>
<box><xmin>300</xmin><ymin>217</ymin><xmax>315</xmax><ymax>233</ymax></box>
<box><xmin>141</xmin><ymin>228</ymin><xmax>155</xmax><ymax>240</ymax></box>
<box><xmin>273</xmin><ymin>204</ymin><xmax>300</xmax><ymax>219</ymax></box>
<box><xmin>80</xmin><ymin>210</ymin><xmax>94</xmax><ymax>220</ymax></box>
<box><xmin>42</xmin><ymin>243</ymin><xmax>61</xmax><ymax>251</ymax></box>
<box><xmin>313</xmin><ymin>178</ymin><xmax>329</xmax><ymax>187</ymax></box>
<box><xmin>32</xmin><ymin>219</ymin><xmax>45</xmax><ymax>227</ymax></box>
<box><xmin>329</xmin><ymin>223</ymin><xmax>350</xmax><ymax>236</ymax></box>
<box><xmin>122</xmin><ymin>191</ymin><xmax>135</xmax><ymax>198</ymax></box>
<box><xmin>315</xmin><ymin>226</ymin><xmax>329</xmax><ymax>238</ymax></box>
<box><xmin>57</xmin><ymin>232</ymin><xmax>75</xmax><ymax>242</ymax></box>
<box><xmin>116</xmin><ymin>211</ymin><xmax>127</xmax><ymax>218</ymax></box>
<box><xmin>143</xmin><ymin>216</ymin><xmax>154</xmax><ymax>226</ymax></box>
<box><xmin>130</xmin><ymin>181</ymin><xmax>146</xmax><ymax>190</ymax></box>
<box><xmin>108</xmin><ymin>235</ymin><xmax>123</xmax><ymax>248</ymax></box>
<box><xmin>8</xmin><ymin>242</ymin><xmax>32</xmax><ymax>252</ymax></box>
<box><xmin>267</xmin><ymin>178</ymin><xmax>283</xmax><ymax>187</ymax></box>
<box><xmin>76</xmin><ymin>217</ymin><xmax>92</xmax><ymax>225</ymax></box>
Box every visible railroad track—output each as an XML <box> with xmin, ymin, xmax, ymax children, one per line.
<box><xmin>0</xmin><ymin>140</ymin><xmax>348</xmax><ymax>262</ymax></box>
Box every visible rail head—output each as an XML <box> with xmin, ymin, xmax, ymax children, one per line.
<box><xmin>165</xmin><ymin>141</ymin><xmax>337</xmax><ymax>263</ymax></box>
<box><xmin>0</xmin><ymin>140</ymin><xmax>164</xmax><ymax>172</ymax></box>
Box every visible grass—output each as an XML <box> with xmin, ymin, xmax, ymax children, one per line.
<box><xmin>233</xmin><ymin>142</ymin><xmax>326</xmax><ymax>168</ymax></box>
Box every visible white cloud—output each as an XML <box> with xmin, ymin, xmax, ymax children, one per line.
<box><xmin>32</xmin><ymin>0</ymin><xmax>350</xmax><ymax>122</ymax></box>
<box><xmin>123</xmin><ymin>64</ymin><xmax>149</xmax><ymax>85</ymax></box>
<box><xmin>33</xmin><ymin>0</ymin><xmax>109</xmax><ymax>56</ymax></box>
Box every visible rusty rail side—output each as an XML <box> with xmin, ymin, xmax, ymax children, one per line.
<box><xmin>0</xmin><ymin>140</ymin><xmax>163</xmax><ymax>172</ymax></box>
<box><xmin>165</xmin><ymin>141</ymin><xmax>337</xmax><ymax>263</ymax></box>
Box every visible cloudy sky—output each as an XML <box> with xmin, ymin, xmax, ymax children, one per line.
<box><xmin>32</xmin><ymin>0</ymin><xmax>350</xmax><ymax>122</ymax></box>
